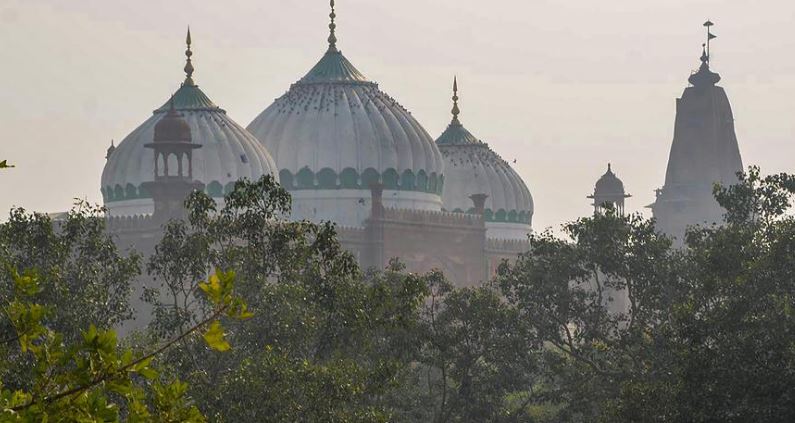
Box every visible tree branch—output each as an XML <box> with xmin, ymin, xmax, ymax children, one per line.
<box><xmin>11</xmin><ymin>305</ymin><xmax>227</xmax><ymax>412</ymax></box>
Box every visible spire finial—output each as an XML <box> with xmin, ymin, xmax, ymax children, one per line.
<box><xmin>703</xmin><ymin>20</ymin><xmax>716</xmax><ymax>65</ymax></box>
<box><xmin>608</xmin><ymin>163</ymin><xmax>612</xmax><ymax>172</ymax></box>
<box><xmin>451</xmin><ymin>76</ymin><xmax>461</xmax><ymax>125</ymax></box>
<box><xmin>184</xmin><ymin>26</ymin><xmax>195</xmax><ymax>86</ymax></box>
<box><xmin>328</xmin><ymin>0</ymin><xmax>338</xmax><ymax>52</ymax></box>
<box><xmin>106</xmin><ymin>139</ymin><xmax>116</xmax><ymax>160</ymax></box>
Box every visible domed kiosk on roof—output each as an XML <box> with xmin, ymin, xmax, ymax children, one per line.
<box><xmin>435</xmin><ymin>78</ymin><xmax>534</xmax><ymax>241</ymax></box>
<box><xmin>247</xmin><ymin>1</ymin><xmax>444</xmax><ymax>228</ymax></box>
<box><xmin>588</xmin><ymin>163</ymin><xmax>631</xmax><ymax>215</ymax></box>
<box><xmin>101</xmin><ymin>29</ymin><xmax>278</xmax><ymax>217</ymax></box>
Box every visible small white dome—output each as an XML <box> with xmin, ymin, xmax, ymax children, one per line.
<box><xmin>102</xmin><ymin>60</ymin><xmax>277</xmax><ymax>217</ymax></box>
<box><xmin>247</xmin><ymin>45</ymin><xmax>444</xmax><ymax>227</ymax></box>
<box><xmin>435</xmin><ymin>81</ymin><xmax>533</xmax><ymax>240</ymax></box>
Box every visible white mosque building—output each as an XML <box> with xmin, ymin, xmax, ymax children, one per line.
<box><xmin>103</xmin><ymin>2</ymin><xmax>535</xmax><ymax>285</ymax></box>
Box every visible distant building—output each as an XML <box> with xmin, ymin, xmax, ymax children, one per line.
<box><xmin>650</xmin><ymin>27</ymin><xmax>744</xmax><ymax>242</ymax></box>
<box><xmin>102</xmin><ymin>2</ymin><xmax>533</xmax><ymax>304</ymax></box>
<box><xmin>101</xmin><ymin>29</ymin><xmax>278</xmax><ymax>217</ymax></box>
<box><xmin>588</xmin><ymin>163</ymin><xmax>630</xmax><ymax>215</ymax></box>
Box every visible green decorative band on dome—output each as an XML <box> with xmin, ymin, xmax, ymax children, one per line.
<box><xmin>278</xmin><ymin>167</ymin><xmax>444</xmax><ymax>195</ymax></box>
<box><xmin>450</xmin><ymin>208</ymin><xmax>533</xmax><ymax>224</ymax></box>
<box><xmin>102</xmin><ymin>180</ymin><xmax>238</xmax><ymax>203</ymax></box>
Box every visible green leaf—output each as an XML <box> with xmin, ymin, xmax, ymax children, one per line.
<box><xmin>138</xmin><ymin>366</ymin><xmax>159</xmax><ymax>381</ymax></box>
<box><xmin>202</xmin><ymin>321</ymin><xmax>231</xmax><ymax>352</ymax></box>
<box><xmin>11</xmin><ymin>268</ymin><xmax>41</xmax><ymax>297</ymax></box>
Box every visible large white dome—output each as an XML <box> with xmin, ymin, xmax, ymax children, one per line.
<box><xmin>101</xmin><ymin>37</ymin><xmax>277</xmax><ymax>217</ymax></box>
<box><xmin>247</xmin><ymin>18</ymin><xmax>444</xmax><ymax>227</ymax></box>
<box><xmin>435</xmin><ymin>81</ymin><xmax>533</xmax><ymax>240</ymax></box>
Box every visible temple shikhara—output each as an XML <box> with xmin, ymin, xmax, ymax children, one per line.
<box><xmin>649</xmin><ymin>22</ymin><xmax>744</xmax><ymax>242</ymax></box>
<box><xmin>99</xmin><ymin>4</ymin><xmax>742</xmax><ymax>308</ymax></box>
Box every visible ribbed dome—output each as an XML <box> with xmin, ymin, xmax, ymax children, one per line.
<box><xmin>101</xmin><ymin>34</ymin><xmax>278</xmax><ymax>217</ymax></box>
<box><xmin>247</xmin><ymin>15</ymin><xmax>444</xmax><ymax>227</ymax></box>
<box><xmin>594</xmin><ymin>164</ymin><xmax>626</xmax><ymax>196</ymax></box>
<box><xmin>248</xmin><ymin>50</ymin><xmax>443</xmax><ymax>179</ymax></box>
<box><xmin>435</xmin><ymin>80</ymin><xmax>533</xmax><ymax>240</ymax></box>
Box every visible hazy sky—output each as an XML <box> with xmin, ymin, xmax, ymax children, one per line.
<box><xmin>2</xmin><ymin>0</ymin><xmax>794</xmax><ymax>232</ymax></box>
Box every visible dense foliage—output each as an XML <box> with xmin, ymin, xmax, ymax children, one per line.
<box><xmin>497</xmin><ymin>166</ymin><xmax>795</xmax><ymax>421</ymax></box>
<box><xmin>3</xmin><ymin>167</ymin><xmax>795</xmax><ymax>421</ymax></box>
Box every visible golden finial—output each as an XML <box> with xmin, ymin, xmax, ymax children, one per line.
<box><xmin>184</xmin><ymin>26</ymin><xmax>195</xmax><ymax>86</ymax></box>
<box><xmin>451</xmin><ymin>76</ymin><xmax>461</xmax><ymax>125</ymax></box>
<box><xmin>328</xmin><ymin>0</ymin><xmax>338</xmax><ymax>52</ymax></box>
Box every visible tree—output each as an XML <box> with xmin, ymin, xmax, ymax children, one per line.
<box><xmin>0</xmin><ymin>202</ymin><xmax>141</xmax><ymax>393</ymax></box>
<box><xmin>497</xmin><ymin>167</ymin><xmax>795</xmax><ymax>422</ymax></box>
<box><xmin>411</xmin><ymin>272</ymin><xmax>546</xmax><ymax>422</ymax></box>
<box><xmin>142</xmin><ymin>177</ymin><xmax>430</xmax><ymax>421</ymax></box>
<box><xmin>1</xmin><ymin>268</ymin><xmax>250</xmax><ymax>422</ymax></box>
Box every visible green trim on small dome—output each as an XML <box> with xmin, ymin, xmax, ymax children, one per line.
<box><xmin>103</xmin><ymin>180</ymin><xmax>243</xmax><ymax>203</ymax></box>
<box><xmin>276</xmin><ymin>167</ymin><xmax>443</xmax><ymax>195</ymax></box>
<box><xmin>154</xmin><ymin>84</ymin><xmax>222</xmax><ymax>112</ymax></box>
<box><xmin>435</xmin><ymin>79</ymin><xmax>483</xmax><ymax>146</ymax></box>
<box><xmin>298</xmin><ymin>50</ymin><xmax>372</xmax><ymax>85</ymax></box>
<box><xmin>448</xmin><ymin>207</ymin><xmax>532</xmax><ymax>224</ymax></box>
<box><xmin>435</xmin><ymin>122</ymin><xmax>483</xmax><ymax>146</ymax></box>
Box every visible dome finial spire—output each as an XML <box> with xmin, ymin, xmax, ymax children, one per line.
<box><xmin>703</xmin><ymin>20</ymin><xmax>716</xmax><ymax>65</ymax></box>
<box><xmin>328</xmin><ymin>0</ymin><xmax>338</xmax><ymax>52</ymax></box>
<box><xmin>184</xmin><ymin>26</ymin><xmax>195</xmax><ymax>86</ymax></box>
<box><xmin>689</xmin><ymin>21</ymin><xmax>721</xmax><ymax>87</ymax></box>
<box><xmin>451</xmin><ymin>76</ymin><xmax>461</xmax><ymax>125</ymax></box>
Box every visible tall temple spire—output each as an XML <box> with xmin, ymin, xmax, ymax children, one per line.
<box><xmin>451</xmin><ymin>76</ymin><xmax>461</xmax><ymax>125</ymax></box>
<box><xmin>651</xmin><ymin>21</ymin><xmax>742</xmax><ymax>243</ymax></box>
<box><xmin>328</xmin><ymin>0</ymin><xmax>338</xmax><ymax>52</ymax></box>
<box><xmin>184</xmin><ymin>27</ymin><xmax>195</xmax><ymax>86</ymax></box>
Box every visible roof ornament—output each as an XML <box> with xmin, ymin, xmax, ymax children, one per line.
<box><xmin>184</xmin><ymin>27</ymin><xmax>195</xmax><ymax>86</ymax></box>
<box><xmin>106</xmin><ymin>139</ymin><xmax>116</xmax><ymax>160</ymax></box>
<box><xmin>688</xmin><ymin>20</ymin><xmax>721</xmax><ymax>87</ymax></box>
<box><xmin>328</xmin><ymin>0</ymin><xmax>338</xmax><ymax>52</ymax></box>
<box><xmin>703</xmin><ymin>20</ymin><xmax>716</xmax><ymax>65</ymax></box>
<box><xmin>451</xmin><ymin>76</ymin><xmax>461</xmax><ymax>125</ymax></box>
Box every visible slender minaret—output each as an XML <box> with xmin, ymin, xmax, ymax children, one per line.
<box><xmin>141</xmin><ymin>30</ymin><xmax>204</xmax><ymax>222</ymax></box>
<box><xmin>142</xmin><ymin>97</ymin><xmax>203</xmax><ymax>222</ymax></box>
<box><xmin>650</xmin><ymin>22</ymin><xmax>743</xmax><ymax>242</ymax></box>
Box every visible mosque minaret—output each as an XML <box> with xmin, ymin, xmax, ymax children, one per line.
<box><xmin>101</xmin><ymin>29</ymin><xmax>278</xmax><ymax>217</ymax></box>
<box><xmin>97</xmin><ymin>4</ymin><xmax>750</xmax><ymax>297</ymax></box>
